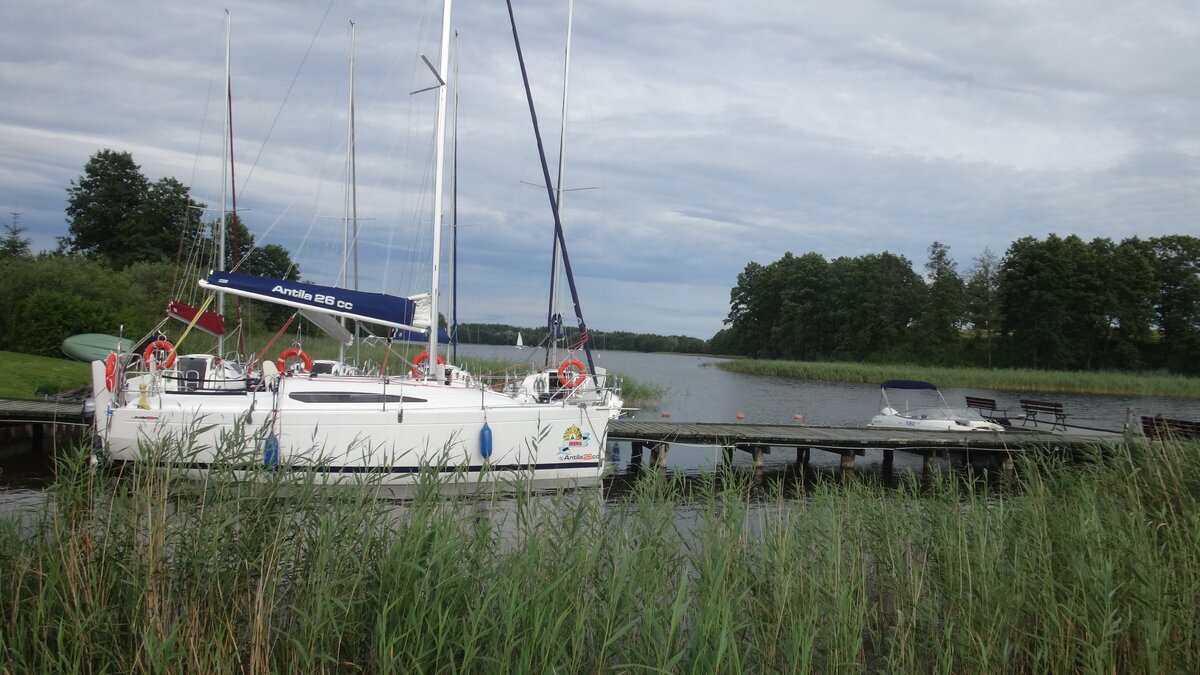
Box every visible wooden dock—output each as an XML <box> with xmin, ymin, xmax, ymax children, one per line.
<box><xmin>0</xmin><ymin>397</ymin><xmax>89</xmax><ymax>453</ymax></box>
<box><xmin>608</xmin><ymin>420</ymin><xmax>1125</xmax><ymax>473</ymax></box>
<box><xmin>0</xmin><ymin>397</ymin><xmax>88</xmax><ymax>425</ymax></box>
<box><xmin>2</xmin><ymin>396</ymin><xmax>1130</xmax><ymax>473</ymax></box>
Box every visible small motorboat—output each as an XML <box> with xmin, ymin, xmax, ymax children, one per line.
<box><xmin>868</xmin><ymin>380</ymin><xmax>1004</xmax><ymax>432</ymax></box>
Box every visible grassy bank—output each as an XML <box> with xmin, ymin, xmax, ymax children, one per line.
<box><xmin>715</xmin><ymin>358</ymin><xmax>1200</xmax><ymax>398</ymax></box>
<box><xmin>3</xmin><ymin>437</ymin><xmax>1198</xmax><ymax>672</ymax></box>
<box><xmin>0</xmin><ymin>351</ymin><xmax>91</xmax><ymax>399</ymax></box>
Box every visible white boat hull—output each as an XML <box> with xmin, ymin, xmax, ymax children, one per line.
<box><xmin>92</xmin><ymin>361</ymin><xmax>617</xmax><ymax>488</ymax></box>
<box><xmin>868</xmin><ymin>413</ymin><xmax>1003</xmax><ymax>432</ymax></box>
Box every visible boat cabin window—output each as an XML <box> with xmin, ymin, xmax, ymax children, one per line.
<box><xmin>310</xmin><ymin>362</ymin><xmax>335</xmax><ymax>375</ymax></box>
<box><xmin>288</xmin><ymin>392</ymin><xmax>426</xmax><ymax>404</ymax></box>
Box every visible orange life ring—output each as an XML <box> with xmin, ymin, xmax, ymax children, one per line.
<box><xmin>410</xmin><ymin>350</ymin><xmax>446</xmax><ymax>378</ymax></box>
<box><xmin>558</xmin><ymin>358</ymin><xmax>587</xmax><ymax>388</ymax></box>
<box><xmin>142</xmin><ymin>340</ymin><xmax>177</xmax><ymax>369</ymax></box>
<box><xmin>276</xmin><ymin>346</ymin><xmax>313</xmax><ymax>373</ymax></box>
<box><xmin>104</xmin><ymin>352</ymin><xmax>118</xmax><ymax>391</ymax></box>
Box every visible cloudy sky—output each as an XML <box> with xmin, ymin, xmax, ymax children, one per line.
<box><xmin>3</xmin><ymin>1</ymin><xmax>1199</xmax><ymax>340</ymax></box>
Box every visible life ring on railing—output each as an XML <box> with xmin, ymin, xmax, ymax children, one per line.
<box><xmin>276</xmin><ymin>346</ymin><xmax>313</xmax><ymax>373</ymax></box>
<box><xmin>142</xmin><ymin>340</ymin><xmax>177</xmax><ymax>369</ymax></box>
<box><xmin>104</xmin><ymin>352</ymin><xmax>118</xmax><ymax>391</ymax></box>
<box><xmin>409</xmin><ymin>350</ymin><xmax>446</xmax><ymax>378</ymax></box>
<box><xmin>558</xmin><ymin>358</ymin><xmax>587</xmax><ymax>388</ymax></box>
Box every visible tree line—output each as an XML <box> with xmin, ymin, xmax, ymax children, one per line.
<box><xmin>454</xmin><ymin>323</ymin><xmax>707</xmax><ymax>354</ymax></box>
<box><xmin>712</xmin><ymin>236</ymin><xmax>1200</xmax><ymax>375</ymax></box>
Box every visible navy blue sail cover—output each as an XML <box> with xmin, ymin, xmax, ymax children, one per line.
<box><xmin>880</xmin><ymin>379</ymin><xmax>938</xmax><ymax>390</ymax></box>
<box><xmin>202</xmin><ymin>271</ymin><xmax>420</xmax><ymax>330</ymax></box>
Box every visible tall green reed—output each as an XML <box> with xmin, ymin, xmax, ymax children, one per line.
<box><xmin>3</xmin><ymin>433</ymin><xmax>1198</xmax><ymax>673</ymax></box>
<box><xmin>714</xmin><ymin>358</ymin><xmax>1200</xmax><ymax>398</ymax></box>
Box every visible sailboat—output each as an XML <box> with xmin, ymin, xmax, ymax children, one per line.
<box><xmin>153</xmin><ymin>11</ymin><xmax>250</xmax><ymax>393</ymax></box>
<box><xmin>504</xmin><ymin>0</ymin><xmax>618</xmax><ymax>405</ymax></box>
<box><xmin>516</xmin><ymin>332</ymin><xmax>524</xmax><ymax>349</ymax></box>
<box><xmin>89</xmin><ymin>1</ymin><xmax>622</xmax><ymax>487</ymax></box>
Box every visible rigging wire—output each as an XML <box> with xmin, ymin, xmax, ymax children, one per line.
<box><xmin>237</xmin><ymin>0</ymin><xmax>336</xmax><ymax>197</ymax></box>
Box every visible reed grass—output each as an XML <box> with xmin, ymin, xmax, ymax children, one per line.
<box><xmin>714</xmin><ymin>358</ymin><xmax>1200</xmax><ymax>398</ymax></box>
<box><xmin>3</xmin><ymin>434</ymin><xmax>1198</xmax><ymax>673</ymax></box>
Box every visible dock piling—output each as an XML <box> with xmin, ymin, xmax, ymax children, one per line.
<box><xmin>630</xmin><ymin>441</ymin><xmax>645</xmax><ymax>468</ymax></box>
<box><xmin>751</xmin><ymin>445</ymin><xmax>766</xmax><ymax>474</ymax></box>
<box><xmin>839</xmin><ymin>451</ymin><xmax>855</xmax><ymax>471</ymax></box>
<box><xmin>651</xmin><ymin>442</ymin><xmax>669</xmax><ymax>471</ymax></box>
<box><xmin>794</xmin><ymin>446</ymin><xmax>809</xmax><ymax>467</ymax></box>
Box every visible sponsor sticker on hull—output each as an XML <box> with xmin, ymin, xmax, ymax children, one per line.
<box><xmin>557</xmin><ymin>424</ymin><xmax>595</xmax><ymax>462</ymax></box>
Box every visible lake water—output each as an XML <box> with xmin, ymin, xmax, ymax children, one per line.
<box><xmin>3</xmin><ymin>347</ymin><xmax>1197</xmax><ymax>511</ymax></box>
<box><xmin>461</xmin><ymin>345</ymin><xmax>1198</xmax><ymax>475</ymax></box>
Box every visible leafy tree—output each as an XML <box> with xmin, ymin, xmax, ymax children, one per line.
<box><xmin>999</xmin><ymin>236</ymin><xmax>1072</xmax><ymax>368</ymax></box>
<box><xmin>826</xmin><ymin>252</ymin><xmax>923</xmax><ymax>360</ymax></box>
<box><xmin>999</xmin><ymin>235</ymin><xmax>1080</xmax><ymax>368</ymax></box>
<box><xmin>965</xmin><ymin>247</ymin><xmax>1000</xmax><ymax>367</ymax></box>
<box><xmin>913</xmin><ymin>241</ymin><xmax>965</xmax><ymax>364</ymax></box>
<box><xmin>725</xmin><ymin>261</ymin><xmax>775</xmax><ymax>357</ymax></box>
<box><xmin>774</xmin><ymin>252</ymin><xmax>832</xmax><ymax>360</ymax></box>
<box><xmin>1059</xmin><ymin>235</ymin><xmax>1111</xmax><ymax>369</ymax></box>
<box><xmin>64</xmin><ymin>150</ymin><xmax>149</xmax><ymax>264</ymax></box>
<box><xmin>63</xmin><ymin>150</ymin><xmax>207</xmax><ymax>270</ymax></box>
<box><xmin>1148</xmin><ymin>235</ymin><xmax>1200</xmax><ymax>374</ymax></box>
<box><xmin>1</xmin><ymin>211</ymin><xmax>32</xmax><ymax>258</ymax></box>
<box><xmin>998</xmin><ymin>234</ymin><xmax>1123</xmax><ymax>370</ymax></box>
<box><xmin>1089</xmin><ymin>237</ymin><xmax>1154</xmax><ymax>369</ymax></box>
<box><xmin>135</xmin><ymin>177</ymin><xmax>208</xmax><ymax>269</ymax></box>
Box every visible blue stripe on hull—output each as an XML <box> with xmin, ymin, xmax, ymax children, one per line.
<box><xmin>107</xmin><ymin>459</ymin><xmax>601</xmax><ymax>474</ymax></box>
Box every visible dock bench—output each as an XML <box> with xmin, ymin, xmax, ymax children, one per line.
<box><xmin>1020</xmin><ymin>399</ymin><xmax>1069</xmax><ymax>431</ymax></box>
<box><xmin>1140</xmin><ymin>415</ymin><xmax>1200</xmax><ymax>441</ymax></box>
<box><xmin>965</xmin><ymin>396</ymin><xmax>1010</xmax><ymax>424</ymax></box>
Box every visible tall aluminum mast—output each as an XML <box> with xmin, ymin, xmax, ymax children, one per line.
<box><xmin>426</xmin><ymin>0</ymin><xmax>453</xmax><ymax>377</ymax></box>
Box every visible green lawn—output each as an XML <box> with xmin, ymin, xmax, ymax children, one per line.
<box><xmin>0</xmin><ymin>351</ymin><xmax>92</xmax><ymax>400</ymax></box>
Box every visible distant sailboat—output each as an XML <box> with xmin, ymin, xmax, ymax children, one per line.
<box><xmin>516</xmin><ymin>332</ymin><xmax>525</xmax><ymax>349</ymax></box>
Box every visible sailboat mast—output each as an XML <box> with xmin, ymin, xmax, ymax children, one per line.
<box><xmin>427</xmin><ymin>0</ymin><xmax>453</xmax><ymax>376</ymax></box>
<box><xmin>451</xmin><ymin>30</ymin><xmax>460</xmax><ymax>364</ymax></box>
<box><xmin>506</xmin><ymin>0</ymin><xmax>597</xmax><ymax>383</ymax></box>
<box><xmin>340</xmin><ymin>21</ymin><xmax>358</xmax><ymax>365</ymax></box>
<box><xmin>217</xmin><ymin>10</ymin><xmax>230</xmax><ymax>358</ymax></box>
<box><xmin>546</xmin><ymin>0</ymin><xmax>574</xmax><ymax>368</ymax></box>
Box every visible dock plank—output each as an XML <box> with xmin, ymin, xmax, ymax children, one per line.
<box><xmin>609</xmin><ymin>420</ymin><xmax>1116</xmax><ymax>453</ymax></box>
<box><xmin>0</xmin><ymin>397</ymin><xmax>87</xmax><ymax>424</ymax></box>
